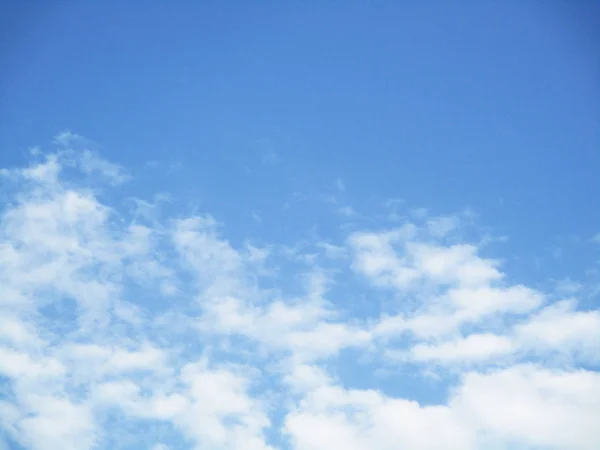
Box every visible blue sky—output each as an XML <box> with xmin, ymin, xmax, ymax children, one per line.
<box><xmin>0</xmin><ymin>2</ymin><xmax>599</xmax><ymax>450</ymax></box>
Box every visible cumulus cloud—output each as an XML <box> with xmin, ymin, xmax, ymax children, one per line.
<box><xmin>0</xmin><ymin>133</ymin><xmax>598</xmax><ymax>449</ymax></box>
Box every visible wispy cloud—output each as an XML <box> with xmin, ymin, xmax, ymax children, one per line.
<box><xmin>337</xmin><ymin>206</ymin><xmax>357</xmax><ymax>217</ymax></box>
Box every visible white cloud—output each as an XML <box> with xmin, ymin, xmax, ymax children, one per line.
<box><xmin>78</xmin><ymin>150</ymin><xmax>130</xmax><ymax>185</ymax></box>
<box><xmin>408</xmin><ymin>333</ymin><xmax>515</xmax><ymax>364</ymax></box>
<box><xmin>284</xmin><ymin>365</ymin><xmax>600</xmax><ymax>450</ymax></box>
<box><xmin>447</xmin><ymin>285</ymin><xmax>543</xmax><ymax>325</ymax></box>
<box><xmin>515</xmin><ymin>299</ymin><xmax>600</xmax><ymax>362</ymax></box>
<box><xmin>60</xmin><ymin>342</ymin><xmax>168</xmax><ymax>376</ymax></box>
<box><xmin>1</xmin><ymin>138</ymin><xmax>599</xmax><ymax>450</ymax></box>
<box><xmin>349</xmin><ymin>225</ymin><xmax>419</xmax><ymax>290</ymax></box>
<box><xmin>15</xmin><ymin>396</ymin><xmax>98</xmax><ymax>450</ymax></box>
<box><xmin>195</xmin><ymin>278</ymin><xmax>371</xmax><ymax>362</ymax></box>
<box><xmin>452</xmin><ymin>365</ymin><xmax>600</xmax><ymax>450</ymax></box>
<box><xmin>349</xmin><ymin>230</ymin><xmax>505</xmax><ymax>293</ymax></box>
<box><xmin>53</xmin><ymin>129</ymin><xmax>80</xmax><ymax>147</ymax></box>
<box><xmin>0</xmin><ymin>348</ymin><xmax>65</xmax><ymax>380</ymax></box>
<box><xmin>355</xmin><ymin>226</ymin><xmax>544</xmax><ymax>343</ymax></box>
<box><xmin>427</xmin><ymin>215</ymin><xmax>461</xmax><ymax>238</ymax></box>
<box><xmin>285</xmin><ymin>383</ymin><xmax>475</xmax><ymax>450</ymax></box>
<box><xmin>0</xmin><ymin>314</ymin><xmax>42</xmax><ymax>348</ymax></box>
<box><xmin>52</xmin><ymin>130</ymin><xmax>129</xmax><ymax>185</ymax></box>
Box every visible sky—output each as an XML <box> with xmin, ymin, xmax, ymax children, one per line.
<box><xmin>0</xmin><ymin>2</ymin><xmax>599</xmax><ymax>449</ymax></box>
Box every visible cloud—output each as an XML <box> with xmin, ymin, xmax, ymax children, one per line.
<box><xmin>407</xmin><ymin>333</ymin><xmax>515</xmax><ymax>364</ymax></box>
<box><xmin>53</xmin><ymin>130</ymin><xmax>130</xmax><ymax>185</ymax></box>
<box><xmin>285</xmin><ymin>364</ymin><xmax>600</xmax><ymax>450</ymax></box>
<box><xmin>515</xmin><ymin>299</ymin><xmax>600</xmax><ymax>363</ymax></box>
<box><xmin>427</xmin><ymin>215</ymin><xmax>461</xmax><ymax>238</ymax></box>
<box><xmin>337</xmin><ymin>206</ymin><xmax>357</xmax><ymax>217</ymax></box>
<box><xmin>316</xmin><ymin>241</ymin><xmax>346</xmax><ymax>259</ymax></box>
<box><xmin>452</xmin><ymin>365</ymin><xmax>600</xmax><ymax>450</ymax></box>
<box><xmin>0</xmin><ymin>134</ymin><xmax>598</xmax><ymax>450</ymax></box>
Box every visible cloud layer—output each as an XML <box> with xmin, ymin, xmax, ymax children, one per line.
<box><xmin>0</xmin><ymin>135</ymin><xmax>598</xmax><ymax>450</ymax></box>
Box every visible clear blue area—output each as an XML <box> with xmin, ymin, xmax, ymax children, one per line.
<box><xmin>2</xmin><ymin>3</ymin><xmax>598</xmax><ymax>251</ymax></box>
